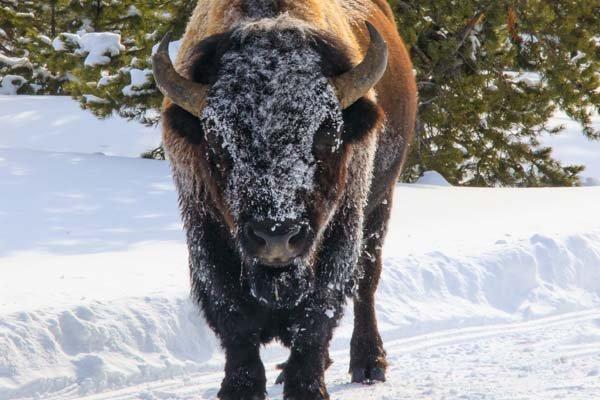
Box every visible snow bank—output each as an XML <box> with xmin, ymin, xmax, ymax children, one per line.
<box><xmin>368</xmin><ymin>232</ymin><xmax>600</xmax><ymax>339</ymax></box>
<box><xmin>415</xmin><ymin>171</ymin><xmax>451</xmax><ymax>186</ymax></box>
<box><xmin>0</xmin><ymin>96</ymin><xmax>160</xmax><ymax>157</ymax></box>
<box><xmin>0</xmin><ymin>297</ymin><xmax>219</xmax><ymax>399</ymax></box>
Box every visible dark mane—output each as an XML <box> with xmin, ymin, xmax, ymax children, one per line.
<box><xmin>182</xmin><ymin>26</ymin><xmax>357</xmax><ymax>83</ymax></box>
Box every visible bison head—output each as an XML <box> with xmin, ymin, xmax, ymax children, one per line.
<box><xmin>155</xmin><ymin>22</ymin><xmax>387</xmax><ymax>308</ymax></box>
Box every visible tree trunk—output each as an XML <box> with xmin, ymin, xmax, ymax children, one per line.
<box><xmin>94</xmin><ymin>0</ymin><xmax>103</xmax><ymax>31</ymax></box>
<box><xmin>50</xmin><ymin>0</ymin><xmax>57</xmax><ymax>37</ymax></box>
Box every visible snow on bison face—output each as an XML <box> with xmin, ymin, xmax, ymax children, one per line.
<box><xmin>202</xmin><ymin>31</ymin><xmax>344</xmax><ymax>261</ymax></box>
<box><xmin>157</xmin><ymin>25</ymin><xmax>386</xmax><ymax>307</ymax></box>
<box><xmin>201</xmin><ymin>30</ymin><xmax>352</xmax><ymax>306</ymax></box>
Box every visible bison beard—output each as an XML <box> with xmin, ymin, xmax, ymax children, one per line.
<box><xmin>248</xmin><ymin>262</ymin><xmax>314</xmax><ymax>308</ymax></box>
<box><xmin>160</xmin><ymin>13</ymin><xmax>405</xmax><ymax>400</ymax></box>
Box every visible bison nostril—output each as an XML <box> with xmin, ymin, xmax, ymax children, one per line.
<box><xmin>288</xmin><ymin>226</ymin><xmax>306</xmax><ymax>247</ymax></box>
<box><xmin>242</xmin><ymin>221</ymin><xmax>309</xmax><ymax>264</ymax></box>
<box><xmin>284</xmin><ymin>226</ymin><xmax>302</xmax><ymax>247</ymax></box>
<box><xmin>252</xmin><ymin>224</ymin><xmax>300</xmax><ymax>247</ymax></box>
<box><xmin>245</xmin><ymin>224</ymin><xmax>266</xmax><ymax>247</ymax></box>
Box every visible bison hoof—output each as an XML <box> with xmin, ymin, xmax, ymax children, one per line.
<box><xmin>218</xmin><ymin>379</ymin><xmax>266</xmax><ymax>400</ymax></box>
<box><xmin>276</xmin><ymin>357</ymin><xmax>332</xmax><ymax>385</ymax></box>
<box><xmin>283</xmin><ymin>376</ymin><xmax>329</xmax><ymax>400</ymax></box>
<box><xmin>350</xmin><ymin>366</ymin><xmax>386</xmax><ymax>384</ymax></box>
<box><xmin>284</xmin><ymin>387</ymin><xmax>329</xmax><ymax>400</ymax></box>
<box><xmin>218</xmin><ymin>389</ymin><xmax>265</xmax><ymax>400</ymax></box>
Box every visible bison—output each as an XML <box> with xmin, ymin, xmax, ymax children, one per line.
<box><xmin>153</xmin><ymin>1</ymin><xmax>417</xmax><ymax>399</ymax></box>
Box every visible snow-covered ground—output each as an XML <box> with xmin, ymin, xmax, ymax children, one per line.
<box><xmin>0</xmin><ymin>96</ymin><xmax>161</xmax><ymax>157</ymax></box>
<box><xmin>1</xmin><ymin>96</ymin><xmax>600</xmax><ymax>400</ymax></box>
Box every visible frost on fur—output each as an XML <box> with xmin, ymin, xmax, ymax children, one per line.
<box><xmin>200</xmin><ymin>29</ymin><xmax>343</xmax><ymax>224</ymax></box>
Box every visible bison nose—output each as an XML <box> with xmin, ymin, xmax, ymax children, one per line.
<box><xmin>242</xmin><ymin>220</ymin><xmax>308</xmax><ymax>266</ymax></box>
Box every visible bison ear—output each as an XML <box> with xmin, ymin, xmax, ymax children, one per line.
<box><xmin>342</xmin><ymin>97</ymin><xmax>384</xmax><ymax>144</ymax></box>
<box><xmin>163</xmin><ymin>103</ymin><xmax>205</xmax><ymax>145</ymax></box>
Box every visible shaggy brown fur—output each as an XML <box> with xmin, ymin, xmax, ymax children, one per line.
<box><xmin>161</xmin><ymin>1</ymin><xmax>417</xmax><ymax>399</ymax></box>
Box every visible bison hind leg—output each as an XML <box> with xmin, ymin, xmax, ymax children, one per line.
<box><xmin>349</xmin><ymin>301</ymin><xmax>388</xmax><ymax>384</ymax></box>
<box><xmin>349</xmin><ymin>350</ymin><xmax>387</xmax><ymax>384</ymax></box>
<box><xmin>349</xmin><ymin>192</ymin><xmax>392</xmax><ymax>384</ymax></box>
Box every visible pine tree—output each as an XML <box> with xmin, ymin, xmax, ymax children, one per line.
<box><xmin>3</xmin><ymin>1</ymin><xmax>599</xmax><ymax>184</ymax></box>
<box><xmin>390</xmin><ymin>0</ymin><xmax>600</xmax><ymax>186</ymax></box>
<box><xmin>50</xmin><ymin>0</ymin><xmax>196</xmax><ymax>125</ymax></box>
<box><xmin>0</xmin><ymin>0</ymin><xmax>66</xmax><ymax>94</ymax></box>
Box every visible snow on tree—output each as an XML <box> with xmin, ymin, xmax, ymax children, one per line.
<box><xmin>391</xmin><ymin>0</ymin><xmax>600</xmax><ymax>186</ymax></box>
<box><xmin>49</xmin><ymin>0</ymin><xmax>196</xmax><ymax>125</ymax></box>
<box><xmin>2</xmin><ymin>0</ymin><xmax>599</xmax><ymax>185</ymax></box>
<box><xmin>0</xmin><ymin>0</ymin><xmax>64</xmax><ymax>94</ymax></box>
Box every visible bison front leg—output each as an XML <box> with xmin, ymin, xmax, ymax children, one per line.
<box><xmin>350</xmin><ymin>196</ymin><xmax>391</xmax><ymax>383</ymax></box>
<box><xmin>283</xmin><ymin>343</ymin><xmax>329</xmax><ymax>400</ymax></box>
<box><xmin>218</xmin><ymin>340</ymin><xmax>266</xmax><ymax>400</ymax></box>
<box><xmin>210</xmin><ymin>309</ymin><xmax>266</xmax><ymax>400</ymax></box>
<box><xmin>282</xmin><ymin>313</ymin><xmax>337</xmax><ymax>400</ymax></box>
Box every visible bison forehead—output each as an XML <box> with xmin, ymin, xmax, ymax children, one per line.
<box><xmin>200</xmin><ymin>29</ymin><xmax>343</xmax><ymax>223</ymax></box>
<box><xmin>205</xmin><ymin>29</ymin><xmax>342</xmax><ymax>136</ymax></box>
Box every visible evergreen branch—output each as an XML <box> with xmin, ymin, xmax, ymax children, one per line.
<box><xmin>0</xmin><ymin>42</ymin><xmax>17</xmax><ymax>57</ymax></box>
<box><xmin>454</xmin><ymin>11</ymin><xmax>486</xmax><ymax>54</ymax></box>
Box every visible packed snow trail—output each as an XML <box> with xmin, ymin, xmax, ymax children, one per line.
<box><xmin>42</xmin><ymin>310</ymin><xmax>600</xmax><ymax>400</ymax></box>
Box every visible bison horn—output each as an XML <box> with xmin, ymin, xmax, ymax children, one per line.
<box><xmin>330</xmin><ymin>22</ymin><xmax>389</xmax><ymax>109</ymax></box>
<box><xmin>152</xmin><ymin>31</ymin><xmax>209</xmax><ymax>117</ymax></box>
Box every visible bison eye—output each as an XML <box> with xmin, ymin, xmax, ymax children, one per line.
<box><xmin>205</xmin><ymin>131</ymin><xmax>232</xmax><ymax>174</ymax></box>
<box><xmin>164</xmin><ymin>104</ymin><xmax>205</xmax><ymax>145</ymax></box>
<box><xmin>313</xmin><ymin>117</ymin><xmax>343</xmax><ymax>156</ymax></box>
